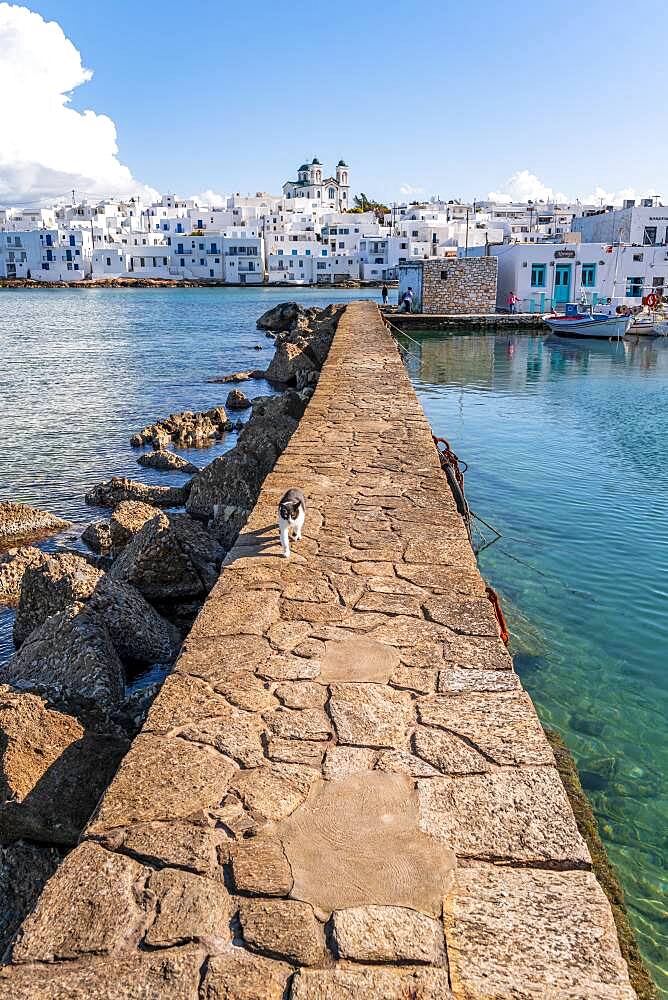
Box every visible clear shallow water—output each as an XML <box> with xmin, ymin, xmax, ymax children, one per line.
<box><xmin>0</xmin><ymin>286</ymin><xmax>380</xmax><ymax>664</ymax></box>
<box><xmin>400</xmin><ymin>330</ymin><xmax>668</xmax><ymax>993</ymax></box>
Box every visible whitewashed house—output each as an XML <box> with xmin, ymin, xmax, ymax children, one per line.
<box><xmin>573</xmin><ymin>199</ymin><xmax>668</xmax><ymax>246</ymax></box>
<box><xmin>480</xmin><ymin>241</ymin><xmax>668</xmax><ymax>312</ymax></box>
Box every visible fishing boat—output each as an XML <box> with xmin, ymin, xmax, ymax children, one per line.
<box><xmin>628</xmin><ymin>297</ymin><xmax>668</xmax><ymax>337</ymax></box>
<box><xmin>542</xmin><ymin>305</ymin><xmax>633</xmax><ymax>339</ymax></box>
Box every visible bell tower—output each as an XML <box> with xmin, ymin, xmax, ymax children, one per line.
<box><xmin>336</xmin><ymin>160</ymin><xmax>349</xmax><ymax>209</ymax></box>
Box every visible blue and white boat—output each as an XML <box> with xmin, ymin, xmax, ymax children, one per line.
<box><xmin>542</xmin><ymin>303</ymin><xmax>633</xmax><ymax>339</ymax></box>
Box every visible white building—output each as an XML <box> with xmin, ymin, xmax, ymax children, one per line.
<box><xmin>480</xmin><ymin>241</ymin><xmax>668</xmax><ymax>312</ymax></box>
<box><xmin>0</xmin><ymin>228</ymin><xmax>92</xmax><ymax>280</ymax></box>
<box><xmin>358</xmin><ymin>236</ymin><xmax>409</xmax><ymax>281</ymax></box>
<box><xmin>282</xmin><ymin>158</ymin><xmax>350</xmax><ymax>211</ymax></box>
<box><xmin>268</xmin><ymin>240</ymin><xmax>331</xmax><ymax>284</ymax></box>
<box><xmin>572</xmin><ymin>198</ymin><xmax>668</xmax><ymax>246</ymax></box>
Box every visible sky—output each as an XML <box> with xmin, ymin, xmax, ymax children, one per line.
<box><xmin>1</xmin><ymin>0</ymin><xmax>667</xmax><ymax>207</ymax></box>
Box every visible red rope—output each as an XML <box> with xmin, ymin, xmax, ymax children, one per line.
<box><xmin>432</xmin><ymin>434</ymin><xmax>466</xmax><ymax>492</ymax></box>
<box><xmin>485</xmin><ymin>586</ymin><xmax>509</xmax><ymax>645</ymax></box>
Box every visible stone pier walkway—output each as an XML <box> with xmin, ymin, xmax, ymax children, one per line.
<box><xmin>0</xmin><ymin>302</ymin><xmax>635</xmax><ymax>998</ymax></box>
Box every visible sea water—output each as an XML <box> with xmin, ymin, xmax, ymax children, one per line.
<box><xmin>400</xmin><ymin>329</ymin><xmax>668</xmax><ymax>993</ymax></box>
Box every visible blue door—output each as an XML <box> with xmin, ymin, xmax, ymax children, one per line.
<box><xmin>554</xmin><ymin>264</ymin><xmax>572</xmax><ymax>304</ymax></box>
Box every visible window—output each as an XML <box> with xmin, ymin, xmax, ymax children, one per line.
<box><xmin>199</xmin><ymin>258</ymin><xmax>205</xmax><ymax>266</ymax></box>
<box><xmin>633</xmin><ymin>253</ymin><xmax>644</xmax><ymax>262</ymax></box>
<box><xmin>317</xmin><ymin>262</ymin><xmax>326</xmax><ymax>270</ymax></box>
<box><xmin>292</xmin><ymin>249</ymin><xmax>298</xmax><ymax>256</ymax></box>
<box><xmin>140</xmin><ymin>257</ymin><xmax>145</xmax><ymax>267</ymax></box>
<box><xmin>43</xmin><ymin>262</ymin><xmax>49</xmax><ymax>270</ymax></box>
<box><xmin>412</xmin><ymin>230</ymin><xmax>419</xmax><ymax>237</ymax></box>
<box><xmin>214</xmin><ymin>257</ymin><xmax>220</xmax><ymax>264</ymax></box>
<box><xmin>530</xmin><ymin>263</ymin><xmax>547</xmax><ymax>287</ymax></box>
<box><xmin>180</xmin><ymin>258</ymin><xmax>185</xmax><ymax>267</ymax></box>
<box><xmin>643</xmin><ymin>227</ymin><xmax>657</xmax><ymax>246</ymax></box>
<box><xmin>197</xmin><ymin>220</ymin><xmax>203</xmax><ymax>229</ymax></box>
<box><xmin>69</xmin><ymin>235</ymin><xmax>76</xmax><ymax>246</ymax></box>
<box><xmin>198</xmin><ymin>243</ymin><xmax>204</xmax><ymax>251</ymax></box>
<box><xmin>67</xmin><ymin>262</ymin><xmax>73</xmax><ymax>270</ymax></box>
<box><xmin>177</xmin><ymin>244</ymin><xmax>184</xmax><ymax>255</ymax></box>
<box><xmin>328</xmin><ymin>187</ymin><xmax>335</xmax><ymax>199</ymax></box>
<box><xmin>106</xmin><ymin>257</ymin><xmax>111</xmax><ymax>266</ymax></box>
<box><xmin>210</xmin><ymin>244</ymin><xmax>218</xmax><ymax>253</ymax></box>
<box><xmin>374</xmin><ymin>257</ymin><xmax>384</xmax><ymax>264</ymax></box>
<box><xmin>581</xmin><ymin>264</ymin><xmax>596</xmax><ymax>287</ymax></box>
<box><xmin>339</xmin><ymin>242</ymin><xmax>344</xmax><ymax>249</ymax></box>
<box><xmin>209</xmin><ymin>269</ymin><xmax>214</xmax><ymax>277</ymax></box>
<box><xmin>305</xmin><ymin>249</ymin><xmax>311</xmax><ymax>256</ymax></box>
<box><xmin>626</xmin><ymin>276</ymin><xmax>643</xmax><ymax>297</ymax></box>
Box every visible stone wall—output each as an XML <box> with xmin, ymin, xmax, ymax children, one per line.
<box><xmin>422</xmin><ymin>256</ymin><xmax>497</xmax><ymax>314</ymax></box>
<box><xmin>0</xmin><ymin>302</ymin><xmax>636</xmax><ymax>999</ymax></box>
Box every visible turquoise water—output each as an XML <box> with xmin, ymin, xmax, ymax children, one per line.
<box><xmin>400</xmin><ymin>330</ymin><xmax>668</xmax><ymax>993</ymax></box>
<box><xmin>0</xmin><ymin>286</ymin><xmax>379</xmax><ymax>665</ymax></box>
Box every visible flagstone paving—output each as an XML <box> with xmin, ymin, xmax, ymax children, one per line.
<box><xmin>0</xmin><ymin>302</ymin><xmax>635</xmax><ymax>998</ymax></box>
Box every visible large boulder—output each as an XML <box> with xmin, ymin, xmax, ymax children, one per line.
<box><xmin>85</xmin><ymin>477</ymin><xmax>190</xmax><ymax>510</ymax></box>
<box><xmin>129</xmin><ymin>406</ymin><xmax>230</xmax><ymax>449</ymax></box>
<box><xmin>0</xmin><ymin>685</ymin><xmax>128</xmax><ymax>844</ymax></box>
<box><xmin>262</xmin><ymin>304</ymin><xmax>343</xmax><ymax>384</ymax></box>
<box><xmin>110</xmin><ymin>513</ymin><xmax>223</xmax><ymax>602</ymax></box>
<box><xmin>109</xmin><ymin>501</ymin><xmax>162</xmax><ymax>554</ymax></box>
<box><xmin>0</xmin><ymin>502</ymin><xmax>69</xmax><ymax>545</ymax></box>
<box><xmin>0</xmin><ymin>547</ymin><xmax>48</xmax><ymax>606</ymax></box>
<box><xmin>87</xmin><ymin>577</ymin><xmax>180</xmax><ymax>665</ymax></box>
<box><xmin>209</xmin><ymin>504</ymin><xmax>249</xmax><ymax>550</ymax></box>
<box><xmin>0</xmin><ymin>841</ymin><xmax>63</xmax><ymax>956</ymax></box>
<box><xmin>0</xmin><ymin>605</ymin><xmax>125</xmax><ymax>721</ymax></box>
<box><xmin>137</xmin><ymin>450</ymin><xmax>199</xmax><ymax>474</ymax></box>
<box><xmin>81</xmin><ymin>519</ymin><xmax>112</xmax><ymax>554</ymax></box>
<box><xmin>13</xmin><ymin>553</ymin><xmax>103</xmax><ymax>647</ymax></box>
<box><xmin>256</xmin><ymin>301</ymin><xmax>305</xmax><ymax>332</ymax></box>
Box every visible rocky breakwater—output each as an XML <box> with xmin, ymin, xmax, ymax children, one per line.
<box><xmin>0</xmin><ymin>302</ymin><xmax>637</xmax><ymax>998</ymax></box>
<box><xmin>0</xmin><ymin>303</ymin><xmax>342</xmax><ymax>962</ymax></box>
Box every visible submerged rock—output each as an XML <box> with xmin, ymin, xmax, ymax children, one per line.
<box><xmin>81</xmin><ymin>519</ymin><xmax>112</xmax><ymax>554</ymax></box>
<box><xmin>13</xmin><ymin>552</ymin><xmax>103</xmax><ymax>647</ymax></box>
<box><xmin>137</xmin><ymin>450</ymin><xmax>199</xmax><ymax>474</ymax></box>
<box><xmin>225</xmin><ymin>388</ymin><xmax>251</xmax><ymax>411</ymax></box>
<box><xmin>0</xmin><ymin>605</ymin><xmax>125</xmax><ymax>721</ymax></box>
<box><xmin>85</xmin><ymin>477</ymin><xmax>190</xmax><ymax>510</ymax></box>
<box><xmin>0</xmin><ymin>547</ymin><xmax>48</xmax><ymax>606</ymax></box>
<box><xmin>129</xmin><ymin>405</ymin><xmax>229</xmax><ymax>449</ymax></box>
<box><xmin>0</xmin><ymin>502</ymin><xmax>69</xmax><ymax>545</ymax></box>
<box><xmin>0</xmin><ymin>685</ymin><xmax>128</xmax><ymax>844</ymax></box>
<box><xmin>0</xmin><ymin>840</ymin><xmax>63</xmax><ymax>957</ymax></box>
<box><xmin>110</xmin><ymin>513</ymin><xmax>223</xmax><ymax>602</ymax></box>
<box><xmin>109</xmin><ymin>501</ymin><xmax>162</xmax><ymax>554</ymax></box>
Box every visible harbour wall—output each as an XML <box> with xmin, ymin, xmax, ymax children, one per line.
<box><xmin>0</xmin><ymin>302</ymin><xmax>636</xmax><ymax>998</ymax></box>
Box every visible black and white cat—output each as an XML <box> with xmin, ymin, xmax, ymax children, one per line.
<box><xmin>278</xmin><ymin>488</ymin><xmax>306</xmax><ymax>558</ymax></box>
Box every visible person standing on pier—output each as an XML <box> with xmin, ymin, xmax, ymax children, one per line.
<box><xmin>382</xmin><ymin>283</ymin><xmax>388</xmax><ymax>306</ymax></box>
<box><xmin>507</xmin><ymin>291</ymin><xmax>518</xmax><ymax>314</ymax></box>
<box><xmin>400</xmin><ymin>286</ymin><xmax>414</xmax><ymax>312</ymax></box>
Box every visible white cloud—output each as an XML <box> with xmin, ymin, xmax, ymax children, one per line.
<box><xmin>487</xmin><ymin>170</ymin><xmax>568</xmax><ymax>205</ymax></box>
<box><xmin>400</xmin><ymin>182</ymin><xmax>424</xmax><ymax>196</ymax></box>
<box><xmin>583</xmin><ymin>184</ymin><xmax>659</xmax><ymax>207</ymax></box>
<box><xmin>189</xmin><ymin>189</ymin><xmax>227</xmax><ymax>207</ymax></box>
<box><xmin>488</xmin><ymin>170</ymin><xmax>661</xmax><ymax>207</ymax></box>
<box><xmin>0</xmin><ymin>3</ymin><xmax>156</xmax><ymax>205</ymax></box>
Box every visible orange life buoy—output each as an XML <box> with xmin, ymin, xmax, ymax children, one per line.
<box><xmin>646</xmin><ymin>292</ymin><xmax>659</xmax><ymax>309</ymax></box>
